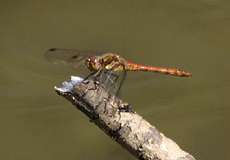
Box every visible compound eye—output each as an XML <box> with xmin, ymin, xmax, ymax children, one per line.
<box><xmin>85</xmin><ymin>57</ymin><xmax>96</xmax><ymax>71</ymax></box>
<box><xmin>93</xmin><ymin>58</ymin><xmax>98</xmax><ymax>64</ymax></box>
<box><xmin>86</xmin><ymin>58</ymin><xmax>91</xmax><ymax>63</ymax></box>
<box><xmin>85</xmin><ymin>58</ymin><xmax>90</xmax><ymax>66</ymax></box>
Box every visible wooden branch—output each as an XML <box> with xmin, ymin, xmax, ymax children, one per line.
<box><xmin>55</xmin><ymin>76</ymin><xmax>196</xmax><ymax>160</ymax></box>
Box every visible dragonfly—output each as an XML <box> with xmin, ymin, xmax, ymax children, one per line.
<box><xmin>45</xmin><ymin>48</ymin><xmax>192</xmax><ymax>95</ymax></box>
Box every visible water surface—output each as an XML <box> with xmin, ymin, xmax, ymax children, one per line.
<box><xmin>0</xmin><ymin>1</ymin><xmax>229</xmax><ymax>160</ymax></box>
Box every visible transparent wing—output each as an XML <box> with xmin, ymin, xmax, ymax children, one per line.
<box><xmin>44</xmin><ymin>48</ymin><xmax>104</xmax><ymax>68</ymax></box>
<box><xmin>87</xmin><ymin>69</ymin><xmax>127</xmax><ymax>97</ymax></box>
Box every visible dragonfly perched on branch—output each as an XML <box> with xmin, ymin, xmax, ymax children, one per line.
<box><xmin>45</xmin><ymin>48</ymin><xmax>192</xmax><ymax>95</ymax></box>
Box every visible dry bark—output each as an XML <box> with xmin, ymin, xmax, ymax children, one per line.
<box><xmin>55</xmin><ymin>78</ymin><xmax>196</xmax><ymax>160</ymax></box>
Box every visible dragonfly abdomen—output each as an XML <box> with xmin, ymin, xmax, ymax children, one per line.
<box><xmin>126</xmin><ymin>61</ymin><xmax>192</xmax><ymax>77</ymax></box>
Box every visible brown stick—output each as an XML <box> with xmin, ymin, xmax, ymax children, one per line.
<box><xmin>55</xmin><ymin>79</ymin><xmax>196</xmax><ymax>160</ymax></box>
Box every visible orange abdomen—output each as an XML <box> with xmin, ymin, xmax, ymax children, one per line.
<box><xmin>126</xmin><ymin>61</ymin><xmax>192</xmax><ymax>77</ymax></box>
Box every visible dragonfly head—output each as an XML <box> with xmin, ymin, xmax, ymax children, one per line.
<box><xmin>85</xmin><ymin>56</ymin><xmax>101</xmax><ymax>71</ymax></box>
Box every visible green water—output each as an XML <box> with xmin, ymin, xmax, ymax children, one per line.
<box><xmin>0</xmin><ymin>1</ymin><xmax>229</xmax><ymax>159</ymax></box>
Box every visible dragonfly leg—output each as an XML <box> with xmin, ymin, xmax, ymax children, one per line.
<box><xmin>116</xmin><ymin>65</ymin><xmax>126</xmax><ymax>96</ymax></box>
<box><xmin>84</xmin><ymin>71</ymin><xmax>95</xmax><ymax>81</ymax></box>
<box><xmin>110</xmin><ymin>62</ymin><xmax>127</xmax><ymax>96</ymax></box>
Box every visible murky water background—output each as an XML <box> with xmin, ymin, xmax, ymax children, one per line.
<box><xmin>0</xmin><ymin>0</ymin><xmax>229</xmax><ymax>159</ymax></box>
